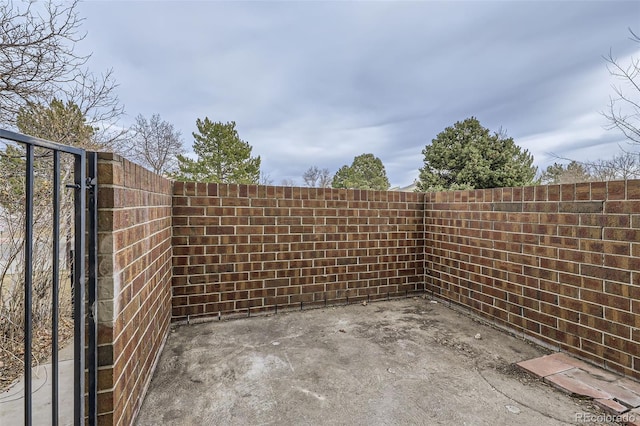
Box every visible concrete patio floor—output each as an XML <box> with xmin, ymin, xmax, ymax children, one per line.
<box><xmin>136</xmin><ymin>298</ymin><xmax>623</xmax><ymax>426</ymax></box>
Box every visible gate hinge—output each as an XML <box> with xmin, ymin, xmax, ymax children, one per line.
<box><xmin>86</xmin><ymin>177</ymin><xmax>97</xmax><ymax>187</ymax></box>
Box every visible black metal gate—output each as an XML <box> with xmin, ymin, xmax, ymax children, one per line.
<box><xmin>0</xmin><ymin>129</ymin><xmax>98</xmax><ymax>425</ymax></box>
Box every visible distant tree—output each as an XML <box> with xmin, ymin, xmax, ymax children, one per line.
<box><xmin>16</xmin><ymin>98</ymin><xmax>96</xmax><ymax>148</ymax></box>
<box><xmin>260</xmin><ymin>171</ymin><xmax>274</xmax><ymax>185</ymax></box>
<box><xmin>128</xmin><ymin>113</ymin><xmax>184</xmax><ymax>175</ymax></box>
<box><xmin>418</xmin><ymin>117</ymin><xmax>536</xmax><ymax>191</ymax></box>
<box><xmin>0</xmin><ymin>97</ymin><xmax>100</xmax><ymax>347</ymax></box>
<box><xmin>590</xmin><ymin>151</ymin><xmax>640</xmax><ymax>181</ymax></box>
<box><xmin>549</xmin><ymin>151</ymin><xmax>640</xmax><ymax>183</ymax></box>
<box><xmin>331</xmin><ymin>153</ymin><xmax>390</xmax><ymax>190</ymax></box>
<box><xmin>303</xmin><ymin>166</ymin><xmax>332</xmax><ymax>188</ymax></box>
<box><xmin>0</xmin><ymin>1</ymin><xmax>84</xmax><ymax>123</ymax></box>
<box><xmin>332</xmin><ymin>166</ymin><xmax>351</xmax><ymax>189</ymax></box>
<box><xmin>540</xmin><ymin>161</ymin><xmax>592</xmax><ymax>185</ymax></box>
<box><xmin>13</xmin><ymin>98</ymin><xmax>96</xmax><ymax>245</ymax></box>
<box><xmin>280</xmin><ymin>178</ymin><xmax>297</xmax><ymax>187</ymax></box>
<box><xmin>173</xmin><ymin>118</ymin><xmax>261</xmax><ymax>184</ymax></box>
<box><xmin>603</xmin><ymin>28</ymin><xmax>640</xmax><ymax>144</ymax></box>
<box><xmin>0</xmin><ymin>1</ymin><xmax>123</xmax><ymax>140</ymax></box>
<box><xmin>318</xmin><ymin>172</ymin><xmax>332</xmax><ymax>188</ymax></box>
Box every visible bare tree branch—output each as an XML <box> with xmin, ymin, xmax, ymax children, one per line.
<box><xmin>280</xmin><ymin>178</ymin><xmax>297</xmax><ymax>187</ymax></box>
<box><xmin>127</xmin><ymin>113</ymin><xmax>184</xmax><ymax>175</ymax></box>
<box><xmin>0</xmin><ymin>0</ymin><xmax>125</xmax><ymax>148</ymax></box>
<box><xmin>303</xmin><ymin>165</ymin><xmax>332</xmax><ymax>188</ymax></box>
<box><xmin>548</xmin><ymin>150</ymin><xmax>640</xmax><ymax>182</ymax></box>
<box><xmin>602</xmin><ymin>28</ymin><xmax>640</xmax><ymax>144</ymax></box>
<box><xmin>1</xmin><ymin>1</ymin><xmax>84</xmax><ymax>123</ymax></box>
<box><xmin>259</xmin><ymin>171</ymin><xmax>273</xmax><ymax>185</ymax></box>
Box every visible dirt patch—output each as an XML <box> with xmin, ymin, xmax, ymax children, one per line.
<box><xmin>495</xmin><ymin>361</ymin><xmax>540</xmax><ymax>384</ymax></box>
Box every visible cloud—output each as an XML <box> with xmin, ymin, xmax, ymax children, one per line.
<box><xmin>77</xmin><ymin>0</ymin><xmax>640</xmax><ymax>186</ymax></box>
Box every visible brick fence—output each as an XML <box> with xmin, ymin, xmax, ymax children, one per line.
<box><xmin>171</xmin><ymin>182</ymin><xmax>426</xmax><ymax>321</ymax></box>
<box><xmin>424</xmin><ymin>181</ymin><xmax>640</xmax><ymax>380</ymax></box>
<box><xmin>96</xmin><ymin>153</ymin><xmax>173</xmax><ymax>425</ymax></box>
<box><xmin>94</xmin><ymin>155</ymin><xmax>640</xmax><ymax>424</ymax></box>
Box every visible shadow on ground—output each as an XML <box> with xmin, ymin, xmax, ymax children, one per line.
<box><xmin>136</xmin><ymin>298</ymin><xmax>618</xmax><ymax>425</ymax></box>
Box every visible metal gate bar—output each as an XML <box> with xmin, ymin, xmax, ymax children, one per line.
<box><xmin>23</xmin><ymin>143</ymin><xmax>34</xmax><ymax>425</ymax></box>
<box><xmin>0</xmin><ymin>129</ymin><xmax>97</xmax><ymax>425</ymax></box>
<box><xmin>52</xmin><ymin>150</ymin><xmax>60</xmax><ymax>425</ymax></box>
<box><xmin>72</xmin><ymin>145</ymin><xmax>86</xmax><ymax>425</ymax></box>
<box><xmin>87</xmin><ymin>152</ymin><xmax>98</xmax><ymax>426</ymax></box>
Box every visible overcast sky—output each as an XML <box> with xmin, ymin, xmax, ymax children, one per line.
<box><xmin>77</xmin><ymin>0</ymin><xmax>640</xmax><ymax>187</ymax></box>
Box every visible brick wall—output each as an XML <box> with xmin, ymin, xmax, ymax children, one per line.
<box><xmin>93</xmin><ymin>156</ymin><xmax>640</xmax><ymax>425</ymax></box>
<box><xmin>171</xmin><ymin>182</ymin><xmax>425</xmax><ymax>321</ymax></box>
<box><xmin>96</xmin><ymin>153</ymin><xmax>173</xmax><ymax>425</ymax></box>
<box><xmin>424</xmin><ymin>180</ymin><xmax>640</xmax><ymax>380</ymax></box>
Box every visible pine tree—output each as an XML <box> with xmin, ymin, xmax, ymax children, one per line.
<box><xmin>173</xmin><ymin>118</ymin><xmax>261</xmax><ymax>184</ymax></box>
<box><xmin>418</xmin><ymin>117</ymin><xmax>536</xmax><ymax>191</ymax></box>
<box><xmin>332</xmin><ymin>153</ymin><xmax>390</xmax><ymax>190</ymax></box>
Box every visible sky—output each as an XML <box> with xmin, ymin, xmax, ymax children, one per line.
<box><xmin>76</xmin><ymin>0</ymin><xmax>640</xmax><ymax>187</ymax></box>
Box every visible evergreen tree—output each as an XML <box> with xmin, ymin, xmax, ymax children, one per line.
<box><xmin>332</xmin><ymin>153</ymin><xmax>390</xmax><ymax>190</ymax></box>
<box><xmin>1</xmin><ymin>98</ymin><xmax>98</xmax><ymax>211</ymax></box>
<box><xmin>418</xmin><ymin>117</ymin><xmax>536</xmax><ymax>191</ymax></box>
<box><xmin>16</xmin><ymin>98</ymin><xmax>96</xmax><ymax>148</ymax></box>
<box><xmin>173</xmin><ymin>118</ymin><xmax>261</xmax><ymax>184</ymax></box>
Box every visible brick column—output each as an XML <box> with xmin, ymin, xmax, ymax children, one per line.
<box><xmin>96</xmin><ymin>153</ymin><xmax>173</xmax><ymax>425</ymax></box>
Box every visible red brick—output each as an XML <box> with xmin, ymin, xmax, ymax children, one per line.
<box><xmin>590</xmin><ymin>182</ymin><xmax>607</xmax><ymax>200</ymax></box>
<box><xmin>523</xmin><ymin>186</ymin><xmax>535</xmax><ymax>201</ymax></box>
<box><xmin>560</xmin><ymin>184</ymin><xmax>575</xmax><ymax>201</ymax></box>
<box><xmin>605</xmin><ymin>200</ymin><xmax>640</xmax><ymax>214</ymax></box>
<box><xmin>608</xmin><ymin>181</ymin><xmax>626</xmax><ymax>200</ymax></box>
<box><xmin>575</xmin><ymin>183</ymin><xmax>591</xmax><ymax>200</ymax></box>
<box><xmin>581</xmin><ymin>265</ymin><xmax>631</xmax><ymax>284</ymax></box>
<box><xmin>603</xmin><ymin>227</ymin><xmax>640</xmax><ymax>242</ymax></box>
